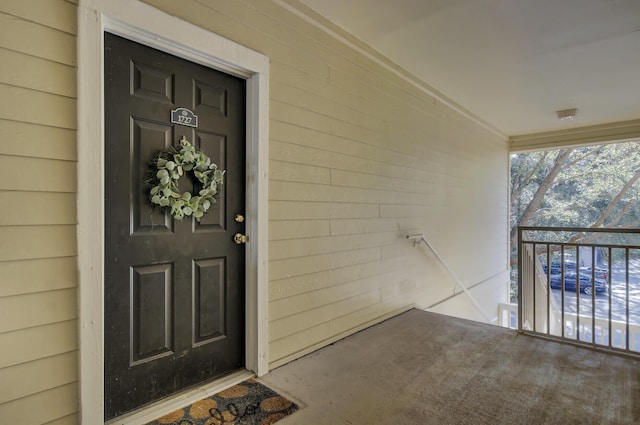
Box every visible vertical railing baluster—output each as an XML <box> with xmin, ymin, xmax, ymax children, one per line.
<box><xmin>518</xmin><ymin>228</ymin><xmax>523</xmax><ymax>333</ymax></box>
<box><xmin>576</xmin><ymin>246</ymin><xmax>581</xmax><ymax>342</ymax></box>
<box><xmin>608</xmin><ymin>246</ymin><xmax>612</xmax><ymax>348</ymax></box>
<box><xmin>532</xmin><ymin>242</ymin><xmax>537</xmax><ymax>332</ymax></box>
<box><xmin>626</xmin><ymin>248</ymin><xmax>630</xmax><ymax>352</ymax></box>
<box><xmin>561</xmin><ymin>244</ymin><xmax>565</xmax><ymax>339</ymax></box>
<box><xmin>592</xmin><ymin>247</ymin><xmax>596</xmax><ymax>346</ymax></box>
<box><xmin>546</xmin><ymin>244</ymin><xmax>550</xmax><ymax>335</ymax></box>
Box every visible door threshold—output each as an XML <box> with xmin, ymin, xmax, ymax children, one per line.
<box><xmin>105</xmin><ymin>369</ymin><xmax>254</xmax><ymax>425</ymax></box>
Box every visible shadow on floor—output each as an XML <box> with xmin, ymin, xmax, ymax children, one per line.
<box><xmin>260</xmin><ymin>309</ymin><xmax>640</xmax><ymax>425</ymax></box>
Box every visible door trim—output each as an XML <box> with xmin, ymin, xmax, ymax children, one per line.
<box><xmin>78</xmin><ymin>1</ymin><xmax>270</xmax><ymax>423</ymax></box>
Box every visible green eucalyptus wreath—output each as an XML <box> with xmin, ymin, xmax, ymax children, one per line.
<box><xmin>148</xmin><ymin>136</ymin><xmax>225</xmax><ymax>221</ymax></box>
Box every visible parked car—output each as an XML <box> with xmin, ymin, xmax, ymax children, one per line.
<box><xmin>548</xmin><ymin>273</ymin><xmax>607</xmax><ymax>295</ymax></box>
<box><xmin>542</xmin><ymin>260</ymin><xmax>577</xmax><ymax>274</ymax></box>
<box><xmin>580</xmin><ymin>265</ymin><xmax>609</xmax><ymax>281</ymax></box>
<box><xmin>542</xmin><ymin>260</ymin><xmax>608</xmax><ymax>281</ymax></box>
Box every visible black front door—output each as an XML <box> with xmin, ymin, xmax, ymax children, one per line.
<box><xmin>104</xmin><ymin>33</ymin><xmax>246</xmax><ymax>420</ymax></box>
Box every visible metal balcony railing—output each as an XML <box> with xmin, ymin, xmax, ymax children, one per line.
<box><xmin>517</xmin><ymin>226</ymin><xmax>640</xmax><ymax>356</ymax></box>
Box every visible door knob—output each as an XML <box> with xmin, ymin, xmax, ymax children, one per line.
<box><xmin>235</xmin><ymin>214</ymin><xmax>245</xmax><ymax>223</ymax></box>
<box><xmin>233</xmin><ymin>233</ymin><xmax>248</xmax><ymax>244</ymax></box>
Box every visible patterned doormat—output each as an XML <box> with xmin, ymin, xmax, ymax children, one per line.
<box><xmin>147</xmin><ymin>379</ymin><xmax>299</xmax><ymax>425</ymax></box>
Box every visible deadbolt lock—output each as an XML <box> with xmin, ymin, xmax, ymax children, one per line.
<box><xmin>233</xmin><ymin>233</ymin><xmax>248</xmax><ymax>244</ymax></box>
<box><xmin>235</xmin><ymin>214</ymin><xmax>245</xmax><ymax>223</ymax></box>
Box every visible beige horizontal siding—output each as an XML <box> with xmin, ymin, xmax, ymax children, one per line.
<box><xmin>270</xmin><ymin>65</ymin><xmax>441</xmax><ymax>137</ymax></box>
<box><xmin>0</xmin><ymin>320</ymin><xmax>77</xmax><ymax>369</ymax></box>
<box><xmin>0</xmin><ymin>0</ymin><xmax>77</xmax><ymax>35</ymax></box>
<box><xmin>269</xmin><ymin>247</ymin><xmax>381</xmax><ymax>282</ymax></box>
<box><xmin>269</xmin><ymin>287</ymin><xmax>382</xmax><ymax>341</ymax></box>
<box><xmin>271</xmin><ymin>75</ymin><xmax>444</xmax><ymax>160</ymax></box>
<box><xmin>0</xmin><ymin>351</ymin><xmax>77</xmax><ymax>405</ymax></box>
<box><xmin>146</xmin><ymin>0</ymin><xmax>507</xmax><ymax>371</ymax></box>
<box><xmin>0</xmin><ymin>192</ymin><xmax>76</xmax><ymax>225</ymax></box>
<box><xmin>269</xmin><ymin>180</ymin><xmax>424</xmax><ymax>205</ymax></box>
<box><xmin>0</xmin><ymin>120</ymin><xmax>76</xmax><ymax>161</ymax></box>
<box><xmin>0</xmin><ymin>84</ymin><xmax>76</xmax><ymax>129</ymax></box>
<box><xmin>270</xmin><ymin>276</ymin><xmax>382</xmax><ymax>323</ymax></box>
<box><xmin>0</xmin><ymin>12</ymin><xmax>76</xmax><ymax>66</ymax></box>
<box><xmin>44</xmin><ymin>413</ymin><xmax>80</xmax><ymax>425</ymax></box>
<box><xmin>0</xmin><ymin>257</ymin><xmax>77</xmax><ymax>297</ymax></box>
<box><xmin>270</xmin><ymin>255</ymin><xmax>411</xmax><ymax>301</ymax></box>
<box><xmin>330</xmin><ymin>169</ymin><xmax>435</xmax><ymax>194</ymax></box>
<box><xmin>0</xmin><ymin>288</ymin><xmax>78</xmax><ymax>334</ymax></box>
<box><xmin>269</xmin><ymin>134</ymin><xmax>434</xmax><ymax>182</ymax></box>
<box><xmin>0</xmin><ymin>0</ymin><xmax>78</xmax><ymax>423</ymax></box>
<box><xmin>0</xmin><ymin>0</ymin><xmax>508</xmax><ymax>421</ymax></box>
<box><xmin>0</xmin><ymin>225</ymin><xmax>77</xmax><ymax>262</ymax></box>
<box><xmin>269</xmin><ymin>232</ymin><xmax>394</xmax><ymax>261</ymax></box>
<box><xmin>0</xmin><ymin>383</ymin><xmax>78</xmax><ymax>425</ymax></box>
<box><xmin>269</xmin><ymin>159</ymin><xmax>331</xmax><ymax>184</ymax></box>
<box><xmin>330</xmin><ymin>217</ymin><xmax>423</xmax><ymax>235</ymax></box>
<box><xmin>269</xmin><ymin>322</ymin><xmax>330</xmax><ymax>363</ymax></box>
<box><xmin>269</xmin><ymin>200</ymin><xmax>380</xmax><ymax>221</ymax></box>
<box><xmin>268</xmin><ymin>219</ymin><xmax>331</xmax><ymax>240</ymax></box>
<box><xmin>0</xmin><ymin>49</ymin><xmax>76</xmax><ymax>98</ymax></box>
<box><xmin>0</xmin><ymin>155</ymin><xmax>76</xmax><ymax>192</ymax></box>
<box><xmin>269</xmin><ymin>303</ymin><xmax>413</xmax><ymax>367</ymax></box>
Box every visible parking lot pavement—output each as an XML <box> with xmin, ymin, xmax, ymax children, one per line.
<box><xmin>551</xmin><ymin>266</ymin><xmax>640</xmax><ymax>323</ymax></box>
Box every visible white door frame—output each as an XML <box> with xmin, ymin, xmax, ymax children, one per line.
<box><xmin>77</xmin><ymin>1</ymin><xmax>269</xmax><ymax>423</ymax></box>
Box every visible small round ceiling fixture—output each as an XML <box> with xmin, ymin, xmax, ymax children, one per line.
<box><xmin>556</xmin><ymin>108</ymin><xmax>578</xmax><ymax>121</ymax></box>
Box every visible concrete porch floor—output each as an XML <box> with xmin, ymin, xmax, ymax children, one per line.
<box><xmin>260</xmin><ymin>309</ymin><xmax>640</xmax><ymax>424</ymax></box>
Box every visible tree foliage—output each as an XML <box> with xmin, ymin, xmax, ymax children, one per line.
<box><xmin>510</xmin><ymin>141</ymin><xmax>640</xmax><ymax>265</ymax></box>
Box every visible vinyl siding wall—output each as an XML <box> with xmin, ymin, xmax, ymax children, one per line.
<box><xmin>0</xmin><ymin>0</ymin><xmax>79</xmax><ymax>424</ymax></box>
<box><xmin>0</xmin><ymin>0</ymin><xmax>508</xmax><ymax>423</ymax></box>
<box><xmin>142</xmin><ymin>0</ymin><xmax>509</xmax><ymax>367</ymax></box>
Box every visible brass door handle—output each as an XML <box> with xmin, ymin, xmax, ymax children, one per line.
<box><xmin>233</xmin><ymin>233</ymin><xmax>248</xmax><ymax>244</ymax></box>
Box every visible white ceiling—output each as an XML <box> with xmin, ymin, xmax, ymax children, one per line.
<box><xmin>297</xmin><ymin>0</ymin><xmax>640</xmax><ymax>137</ymax></box>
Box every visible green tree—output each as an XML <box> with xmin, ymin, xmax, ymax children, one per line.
<box><xmin>511</xmin><ymin>142</ymin><xmax>640</xmax><ymax>256</ymax></box>
<box><xmin>510</xmin><ymin>142</ymin><xmax>640</xmax><ymax>298</ymax></box>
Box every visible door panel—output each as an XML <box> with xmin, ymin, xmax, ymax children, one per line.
<box><xmin>104</xmin><ymin>33</ymin><xmax>246</xmax><ymax>420</ymax></box>
<box><xmin>193</xmin><ymin>257</ymin><xmax>226</xmax><ymax>344</ymax></box>
<box><xmin>131</xmin><ymin>263</ymin><xmax>173</xmax><ymax>364</ymax></box>
<box><xmin>194</xmin><ymin>131</ymin><xmax>227</xmax><ymax>230</ymax></box>
<box><xmin>132</xmin><ymin>119</ymin><xmax>174</xmax><ymax>233</ymax></box>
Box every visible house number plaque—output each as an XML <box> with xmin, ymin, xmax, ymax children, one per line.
<box><xmin>171</xmin><ymin>107</ymin><xmax>198</xmax><ymax>128</ymax></box>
